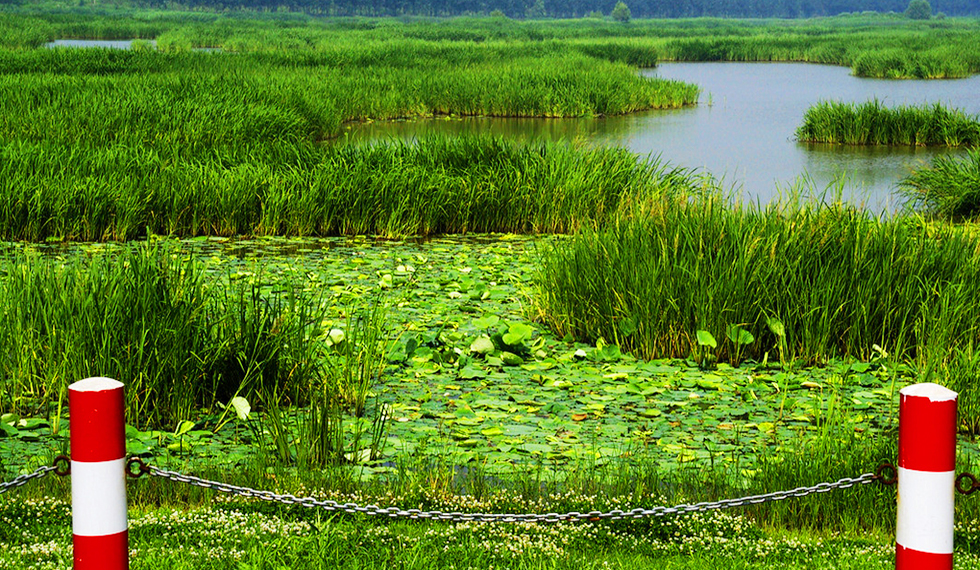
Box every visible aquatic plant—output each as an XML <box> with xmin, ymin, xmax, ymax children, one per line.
<box><xmin>0</xmin><ymin>137</ymin><xmax>685</xmax><ymax>241</ymax></box>
<box><xmin>535</xmin><ymin>193</ymin><xmax>980</xmax><ymax>368</ymax></box>
<box><xmin>796</xmin><ymin>100</ymin><xmax>980</xmax><ymax>147</ymax></box>
<box><xmin>899</xmin><ymin>149</ymin><xmax>980</xmax><ymax>220</ymax></box>
<box><xmin>0</xmin><ymin>243</ymin><xmax>324</xmax><ymax>428</ymax></box>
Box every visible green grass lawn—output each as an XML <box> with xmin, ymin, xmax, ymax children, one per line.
<box><xmin>3</xmin><ymin>494</ymin><xmax>980</xmax><ymax>569</ymax></box>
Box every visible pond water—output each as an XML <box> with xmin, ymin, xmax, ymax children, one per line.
<box><xmin>45</xmin><ymin>39</ymin><xmax>157</xmax><ymax>50</ymax></box>
<box><xmin>348</xmin><ymin>63</ymin><xmax>980</xmax><ymax>211</ymax></box>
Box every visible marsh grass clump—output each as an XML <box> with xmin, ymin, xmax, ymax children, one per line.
<box><xmin>0</xmin><ymin>137</ymin><xmax>682</xmax><ymax>241</ymax></box>
<box><xmin>899</xmin><ymin>149</ymin><xmax>980</xmax><ymax>221</ymax></box>
<box><xmin>535</xmin><ymin>194</ymin><xmax>980</xmax><ymax>368</ymax></box>
<box><xmin>0</xmin><ymin>17</ymin><xmax>53</xmax><ymax>49</ymax></box>
<box><xmin>797</xmin><ymin>100</ymin><xmax>980</xmax><ymax>147</ymax></box>
<box><xmin>0</xmin><ymin>243</ymin><xmax>324</xmax><ymax>427</ymax></box>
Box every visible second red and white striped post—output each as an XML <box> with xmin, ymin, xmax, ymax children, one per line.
<box><xmin>896</xmin><ymin>382</ymin><xmax>958</xmax><ymax>570</ymax></box>
<box><xmin>69</xmin><ymin>377</ymin><xmax>129</xmax><ymax>570</ymax></box>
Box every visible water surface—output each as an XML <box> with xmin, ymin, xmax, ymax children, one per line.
<box><xmin>45</xmin><ymin>39</ymin><xmax>157</xmax><ymax>50</ymax></box>
<box><xmin>349</xmin><ymin>63</ymin><xmax>980</xmax><ymax>211</ymax></box>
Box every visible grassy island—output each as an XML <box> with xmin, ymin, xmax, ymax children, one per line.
<box><xmin>797</xmin><ymin>100</ymin><xmax>980</xmax><ymax>147</ymax></box>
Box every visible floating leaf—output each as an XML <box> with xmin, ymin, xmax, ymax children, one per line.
<box><xmin>500</xmin><ymin>351</ymin><xmax>523</xmax><ymax>366</ymax></box>
<box><xmin>471</xmin><ymin>315</ymin><xmax>500</xmax><ymax>329</ymax></box>
<box><xmin>470</xmin><ymin>336</ymin><xmax>495</xmax><ymax>355</ymax></box>
<box><xmin>458</xmin><ymin>365</ymin><xmax>486</xmax><ymax>379</ymax></box>
<box><xmin>502</xmin><ymin>322</ymin><xmax>534</xmax><ymax>346</ymax></box>
<box><xmin>519</xmin><ymin>443</ymin><xmax>553</xmax><ymax>454</ymax></box>
<box><xmin>571</xmin><ymin>413</ymin><xmax>589</xmax><ymax>421</ymax></box>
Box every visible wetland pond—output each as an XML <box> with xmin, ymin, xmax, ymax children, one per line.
<box><xmin>349</xmin><ymin>62</ymin><xmax>980</xmax><ymax>212</ymax></box>
<box><xmin>45</xmin><ymin>39</ymin><xmax>157</xmax><ymax>49</ymax></box>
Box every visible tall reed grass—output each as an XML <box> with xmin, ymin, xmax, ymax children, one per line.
<box><xmin>797</xmin><ymin>100</ymin><xmax>980</xmax><ymax>147</ymax></box>
<box><xmin>0</xmin><ymin>137</ymin><xmax>683</xmax><ymax>241</ymax></box>
<box><xmin>0</xmin><ymin>47</ymin><xmax>695</xmax><ymax>154</ymax></box>
<box><xmin>535</xmin><ymin>193</ymin><xmax>980</xmax><ymax>368</ymax></box>
<box><xmin>0</xmin><ymin>16</ymin><xmax>53</xmax><ymax>49</ymax></box>
<box><xmin>0</xmin><ymin>243</ymin><xmax>324</xmax><ymax>428</ymax></box>
<box><xmin>7</xmin><ymin>12</ymin><xmax>980</xmax><ymax>79</ymax></box>
<box><xmin>899</xmin><ymin>149</ymin><xmax>980</xmax><ymax>220</ymax></box>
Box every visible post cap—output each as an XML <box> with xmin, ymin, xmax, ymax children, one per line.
<box><xmin>900</xmin><ymin>382</ymin><xmax>957</xmax><ymax>402</ymax></box>
<box><xmin>69</xmin><ymin>377</ymin><xmax>124</xmax><ymax>392</ymax></box>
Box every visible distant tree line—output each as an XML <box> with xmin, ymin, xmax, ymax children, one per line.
<box><xmin>116</xmin><ymin>0</ymin><xmax>979</xmax><ymax>17</ymax></box>
<box><xmin>12</xmin><ymin>0</ymin><xmax>977</xmax><ymax>17</ymax></box>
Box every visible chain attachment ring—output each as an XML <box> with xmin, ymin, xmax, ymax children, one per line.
<box><xmin>956</xmin><ymin>472</ymin><xmax>979</xmax><ymax>495</ymax></box>
<box><xmin>126</xmin><ymin>457</ymin><xmax>149</xmax><ymax>479</ymax></box>
<box><xmin>52</xmin><ymin>455</ymin><xmax>71</xmax><ymax>477</ymax></box>
<box><xmin>875</xmin><ymin>462</ymin><xmax>897</xmax><ymax>486</ymax></box>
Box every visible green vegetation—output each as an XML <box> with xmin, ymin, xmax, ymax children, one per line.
<box><xmin>3</xmin><ymin>12</ymin><xmax>980</xmax><ymax>79</ymax></box>
<box><xmin>0</xmin><ymin>244</ymin><xmax>325</xmax><ymax>428</ymax></box>
<box><xmin>797</xmin><ymin>100</ymin><xmax>980</xmax><ymax>146</ymax></box>
<box><xmin>0</xmin><ymin>48</ymin><xmax>694</xmax><ymax>146</ymax></box>
<box><xmin>6</xmin><ymin>0</ymin><xmax>980</xmax><ymax>18</ymax></box>
<box><xmin>905</xmin><ymin>0</ymin><xmax>933</xmax><ymax>19</ymax></box>
<box><xmin>900</xmin><ymin>149</ymin><xmax>980</xmax><ymax>220</ymax></box>
<box><xmin>0</xmin><ymin>137</ymin><xmax>688</xmax><ymax>241</ymax></box>
<box><xmin>535</xmin><ymin>193</ymin><xmax>980</xmax><ymax>390</ymax></box>
<box><xmin>612</xmin><ymin>1</ymin><xmax>633</xmax><ymax>23</ymax></box>
<box><xmin>4</xmin><ymin>10</ymin><xmax>980</xmax><ymax>569</ymax></box>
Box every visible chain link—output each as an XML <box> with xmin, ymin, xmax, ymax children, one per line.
<box><xmin>141</xmin><ymin>461</ymin><xmax>878</xmax><ymax>523</ymax></box>
<box><xmin>0</xmin><ymin>465</ymin><xmax>56</xmax><ymax>496</ymax></box>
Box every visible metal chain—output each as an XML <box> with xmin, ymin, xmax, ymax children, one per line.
<box><xmin>0</xmin><ymin>465</ymin><xmax>56</xmax><ymax>496</ymax></box>
<box><xmin>138</xmin><ymin>459</ymin><xmax>878</xmax><ymax>523</ymax></box>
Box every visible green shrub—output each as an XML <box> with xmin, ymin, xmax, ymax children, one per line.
<box><xmin>611</xmin><ymin>1</ymin><xmax>632</xmax><ymax>23</ymax></box>
<box><xmin>905</xmin><ymin>0</ymin><xmax>932</xmax><ymax>20</ymax></box>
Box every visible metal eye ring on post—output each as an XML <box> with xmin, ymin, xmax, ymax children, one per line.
<box><xmin>956</xmin><ymin>472</ymin><xmax>979</xmax><ymax>496</ymax></box>
<box><xmin>53</xmin><ymin>455</ymin><xmax>71</xmax><ymax>477</ymax></box>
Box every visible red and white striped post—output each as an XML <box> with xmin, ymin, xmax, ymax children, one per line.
<box><xmin>896</xmin><ymin>382</ymin><xmax>958</xmax><ymax>570</ymax></box>
<box><xmin>69</xmin><ymin>377</ymin><xmax>129</xmax><ymax>570</ymax></box>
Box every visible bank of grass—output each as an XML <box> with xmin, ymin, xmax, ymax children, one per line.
<box><xmin>797</xmin><ymin>100</ymin><xmax>980</xmax><ymax>147</ymax></box>
<box><xmin>8</xmin><ymin>11</ymin><xmax>980</xmax><ymax>78</ymax></box>
<box><xmin>900</xmin><ymin>149</ymin><xmax>980</xmax><ymax>221</ymax></box>
<box><xmin>0</xmin><ymin>45</ymin><xmax>696</xmax><ymax>151</ymax></box>
<box><xmin>0</xmin><ymin>243</ymin><xmax>324</xmax><ymax>427</ymax></box>
<box><xmin>2</xmin><ymin>425</ymin><xmax>977</xmax><ymax>570</ymax></box>
<box><xmin>0</xmin><ymin>137</ymin><xmax>698</xmax><ymax>241</ymax></box>
<box><xmin>532</xmin><ymin>182</ymin><xmax>980</xmax><ymax>428</ymax></box>
<box><xmin>535</xmin><ymin>193</ymin><xmax>980</xmax><ymax>369</ymax></box>
<box><xmin>0</xmin><ymin>498</ymin><xmax>906</xmax><ymax>570</ymax></box>
<box><xmin>0</xmin><ymin>422</ymin><xmax>908</xmax><ymax>569</ymax></box>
